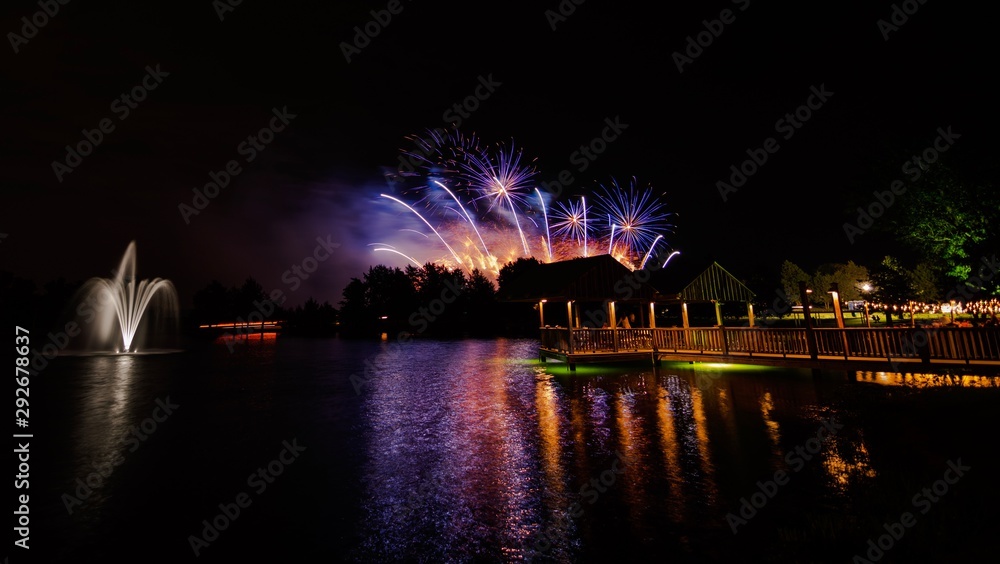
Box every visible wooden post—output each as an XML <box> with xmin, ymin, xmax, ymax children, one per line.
<box><xmin>747</xmin><ymin>303</ymin><xmax>755</xmax><ymax>328</ymax></box>
<box><xmin>566</xmin><ymin>301</ymin><xmax>574</xmax><ymax>354</ymax></box>
<box><xmin>649</xmin><ymin>301</ymin><xmax>658</xmax><ymax>355</ymax></box>
<box><xmin>539</xmin><ymin>300</ymin><xmax>545</xmax><ymax>328</ymax></box>
<box><xmin>609</xmin><ymin>301</ymin><xmax>619</xmax><ymax>352</ymax></box>
<box><xmin>830</xmin><ymin>283</ymin><xmax>845</xmax><ymax>329</ymax></box>
<box><xmin>714</xmin><ymin>300</ymin><xmax>723</xmax><ymax>326</ymax></box>
<box><xmin>681</xmin><ymin>302</ymin><xmax>690</xmax><ymax>350</ymax></box>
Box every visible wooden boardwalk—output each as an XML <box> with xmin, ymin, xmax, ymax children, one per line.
<box><xmin>539</xmin><ymin>326</ymin><xmax>1000</xmax><ymax>373</ymax></box>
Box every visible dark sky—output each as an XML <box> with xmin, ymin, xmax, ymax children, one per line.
<box><xmin>3</xmin><ymin>0</ymin><xmax>997</xmax><ymax>309</ymax></box>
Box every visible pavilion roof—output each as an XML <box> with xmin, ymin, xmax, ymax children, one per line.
<box><xmin>498</xmin><ymin>254</ymin><xmax>659</xmax><ymax>303</ymax></box>
<box><xmin>650</xmin><ymin>258</ymin><xmax>756</xmax><ymax>303</ymax></box>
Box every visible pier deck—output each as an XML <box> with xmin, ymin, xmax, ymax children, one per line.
<box><xmin>539</xmin><ymin>326</ymin><xmax>1000</xmax><ymax>373</ymax></box>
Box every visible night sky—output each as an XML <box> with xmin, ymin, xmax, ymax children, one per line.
<box><xmin>4</xmin><ymin>0</ymin><xmax>997</xmax><ymax>309</ymax></box>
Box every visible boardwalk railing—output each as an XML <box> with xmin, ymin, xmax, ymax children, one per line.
<box><xmin>539</xmin><ymin>326</ymin><xmax>1000</xmax><ymax>364</ymax></box>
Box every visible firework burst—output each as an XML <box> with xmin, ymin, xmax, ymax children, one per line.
<box><xmin>461</xmin><ymin>140</ymin><xmax>538</xmax><ymax>254</ymax></box>
<box><xmin>594</xmin><ymin>177</ymin><xmax>674</xmax><ymax>265</ymax></box>
<box><xmin>550</xmin><ymin>196</ymin><xmax>592</xmax><ymax>253</ymax></box>
<box><xmin>374</xmin><ymin>131</ymin><xmax>677</xmax><ymax>278</ymax></box>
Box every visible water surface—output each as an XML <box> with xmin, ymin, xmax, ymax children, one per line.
<box><xmin>32</xmin><ymin>337</ymin><xmax>1000</xmax><ymax>562</ymax></box>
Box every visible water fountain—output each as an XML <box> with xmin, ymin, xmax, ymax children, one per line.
<box><xmin>79</xmin><ymin>241</ymin><xmax>179</xmax><ymax>353</ymax></box>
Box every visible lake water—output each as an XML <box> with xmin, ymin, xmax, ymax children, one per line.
<box><xmin>29</xmin><ymin>337</ymin><xmax>1000</xmax><ymax>562</ymax></box>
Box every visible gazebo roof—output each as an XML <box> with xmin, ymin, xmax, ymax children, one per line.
<box><xmin>650</xmin><ymin>259</ymin><xmax>756</xmax><ymax>303</ymax></box>
<box><xmin>498</xmin><ymin>254</ymin><xmax>659</xmax><ymax>303</ymax></box>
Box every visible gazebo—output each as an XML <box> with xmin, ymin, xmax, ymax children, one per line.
<box><xmin>650</xmin><ymin>259</ymin><xmax>757</xmax><ymax>328</ymax></box>
<box><xmin>499</xmin><ymin>255</ymin><xmax>758</xmax><ymax>369</ymax></box>
<box><xmin>500</xmin><ymin>254</ymin><xmax>663</xmax><ymax>328</ymax></box>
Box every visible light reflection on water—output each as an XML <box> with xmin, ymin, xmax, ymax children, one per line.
<box><xmin>354</xmin><ymin>341</ymin><xmax>912</xmax><ymax>560</ymax></box>
<box><xmin>856</xmin><ymin>370</ymin><xmax>1000</xmax><ymax>387</ymax></box>
<box><xmin>42</xmin><ymin>337</ymin><xmax>1000</xmax><ymax>562</ymax></box>
<box><xmin>71</xmin><ymin>354</ymin><xmax>138</xmax><ymax>511</ymax></box>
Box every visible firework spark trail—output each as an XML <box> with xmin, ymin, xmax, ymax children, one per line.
<box><xmin>536</xmin><ymin>188</ymin><xmax>552</xmax><ymax>262</ymax></box>
<box><xmin>662</xmin><ymin>250</ymin><xmax>681</xmax><ymax>268</ymax></box>
<box><xmin>640</xmin><ymin>234</ymin><xmax>664</xmax><ymax>270</ymax></box>
<box><xmin>608</xmin><ymin>219</ymin><xmax>616</xmax><ymax>255</ymax></box>
<box><xmin>435</xmin><ymin>180</ymin><xmax>492</xmax><ymax>259</ymax></box>
<box><xmin>380</xmin><ymin>194</ymin><xmax>465</xmax><ymax>268</ymax></box>
<box><xmin>373</xmin><ymin>247</ymin><xmax>423</xmax><ymax>268</ymax></box>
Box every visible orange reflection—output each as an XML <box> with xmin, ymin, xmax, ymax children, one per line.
<box><xmin>535</xmin><ymin>373</ymin><xmax>566</xmax><ymax>496</ymax></box>
<box><xmin>656</xmin><ymin>387</ymin><xmax>684</xmax><ymax>523</ymax></box>
<box><xmin>823</xmin><ymin>435</ymin><xmax>877</xmax><ymax>492</ymax></box>
<box><xmin>690</xmin><ymin>385</ymin><xmax>718</xmax><ymax>506</ymax></box>
<box><xmin>760</xmin><ymin>391</ymin><xmax>783</xmax><ymax>463</ymax></box>
<box><xmin>214</xmin><ymin>331</ymin><xmax>278</xmax><ymax>342</ymax></box>
<box><xmin>855</xmin><ymin>371</ymin><xmax>1000</xmax><ymax>388</ymax></box>
<box><xmin>614</xmin><ymin>389</ymin><xmax>648</xmax><ymax>531</ymax></box>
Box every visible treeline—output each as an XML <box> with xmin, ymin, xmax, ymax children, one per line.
<box><xmin>338</xmin><ymin>260</ymin><xmax>538</xmax><ymax>338</ymax></box>
<box><xmin>191</xmin><ymin>278</ymin><xmax>337</xmax><ymax>337</ymax></box>
<box><xmin>778</xmin><ymin>257</ymin><xmax>953</xmax><ymax>308</ymax></box>
<box><xmin>776</xmin><ymin>255</ymin><xmax>999</xmax><ymax>324</ymax></box>
<box><xmin>0</xmin><ymin>272</ymin><xmax>85</xmax><ymax>336</ymax></box>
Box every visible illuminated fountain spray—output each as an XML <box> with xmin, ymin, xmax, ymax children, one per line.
<box><xmin>82</xmin><ymin>241</ymin><xmax>178</xmax><ymax>353</ymax></box>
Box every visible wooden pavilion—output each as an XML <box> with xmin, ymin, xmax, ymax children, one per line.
<box><xmin>649</xmin><ymin>259</ymin><xmax>757</xmax><ymax>328</ymax></box>
<box><xmin>500</xmin><ymin>255</ymin><xmax>1000</xmax><ymax>372</ymax></box>
<box><xmin>500</xmin><ymin>255</ymin><xmax>757</xmax><ymax>368</ymax></box>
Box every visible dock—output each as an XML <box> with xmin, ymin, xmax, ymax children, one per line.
<box><xmin>539</xmin><ymin>326</ymin><xmax>1000</xmax><ymax>373</ymax></box>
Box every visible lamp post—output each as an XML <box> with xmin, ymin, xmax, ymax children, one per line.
<box><xmin>799</xmin><ymin>281</ymin><xmax>818</xmax><ymax>360</ymax></box>
<box><xmin>857</xmin><ymin>280</ymin><xmax>873</xmax><ymax>328</ymax></box>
